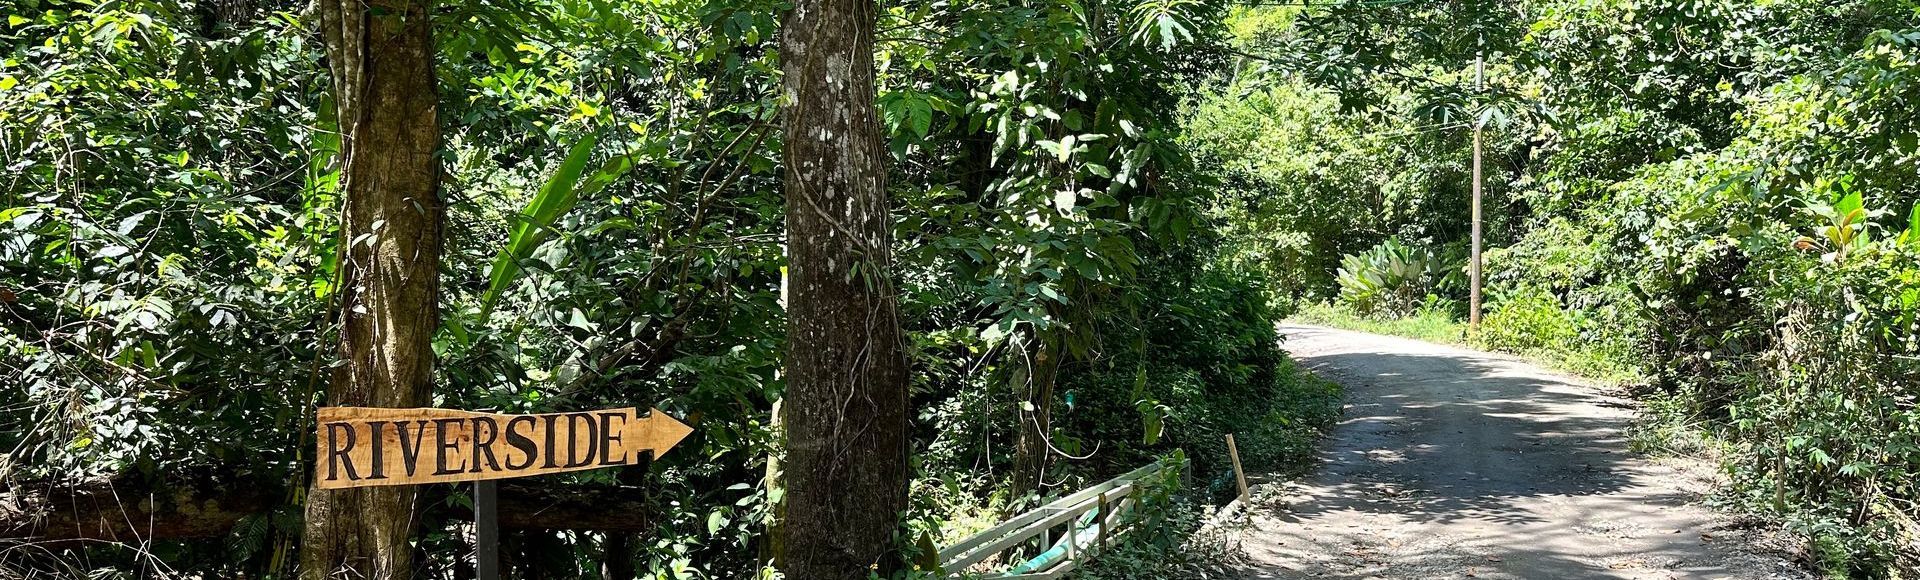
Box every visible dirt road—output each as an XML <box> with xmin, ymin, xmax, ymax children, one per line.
<box><xmin>1236</xmin><ymin>324</ymin><xmax>1806</xmax><ymax>580</ymax></box>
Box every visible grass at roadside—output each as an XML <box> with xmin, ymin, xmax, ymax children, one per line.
<box><xmin>1288</xmin><ymin>303</ymin><xmax>1469</xmax><ymax>346</ymax></box>
<box><xmin>1286</xmin><ymin>303</ymin><xmax>1643</xmax><ymax>387</ymax></box>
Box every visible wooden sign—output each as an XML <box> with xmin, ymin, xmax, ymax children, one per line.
<box><xmin>313</xmin><ymin>406</ymin><xmax>692</xmax><ymax>490</ymax></box>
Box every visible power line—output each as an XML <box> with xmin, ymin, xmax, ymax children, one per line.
<box><xmin>1348</xmin><ymin>120</ymin><xmax>1466</xmax><ymax>140</ymax></box>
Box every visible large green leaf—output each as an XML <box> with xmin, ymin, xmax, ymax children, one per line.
<box><xmin>479</xmin><ymin>134</ymin><xmax>606</xmax><ymax>319</ymax></box>
<box><xmin>1901</xmin><ymin>203</ymin><xmax>1920</xmax><ymax>248</ymax></box>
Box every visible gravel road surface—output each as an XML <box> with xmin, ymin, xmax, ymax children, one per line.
<box><xmin>1235</xmin><ymin>324</ymin><xmax>1807</xmax><ymax>580</ymax></box>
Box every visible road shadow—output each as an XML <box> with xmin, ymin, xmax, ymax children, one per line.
<box><xmin>1284</xmin><ymin>348</ymin><xmax>1661</xmax><ymax>522</ymax></box>
<box><xmin>1230</xmin><ymin>330</ymin><xmax>1775</xmax><ymax>579</ymax></box>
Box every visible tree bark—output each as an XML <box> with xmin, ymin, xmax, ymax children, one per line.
<box><xmin>298</xmin><ymin>0</ymin><xmax>442</xmax><ymax>576</ymax></box>
<box><xmin>599</xmin><ymin>532</ymin><xmax>635</xmax><ymax>580</ymax></box>
<box><xmin>1010</xmin><ymin>329</ymin><xmax>1062</xmax><ymax>498</ymax></box>
<box><xmin>772</xmin><ymin>0</ymin><xmax>910</xmax><ymax>574</ymax></box>
<box><xmin>516</xmin><ymin>529</ymin><xmax>574</xmax><ymax>579</ymax></box>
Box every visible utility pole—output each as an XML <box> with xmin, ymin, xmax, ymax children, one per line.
<box><xmin>1469</xmin><ymin>54</ymin><xmax>1484</xmax><ymax>328</ymax></box>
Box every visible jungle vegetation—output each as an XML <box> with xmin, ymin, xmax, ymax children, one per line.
<box><xmin>3</xmin><ymin>0</ymin><xmax>1919</xmax><ymax>578</ymax></box>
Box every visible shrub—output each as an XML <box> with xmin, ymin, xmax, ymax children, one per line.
<box><xmin>1335</xmin><ymin>239</ymin><xmax>1454</xmax><ymax>318</ymax></box>
<box><xmin>1475</xmin><ymin>288</ymin><xmax>1579</xmax><ymax>354</ymax></box>
<box><xmin>1721</xmin><ymin>206</ymin><xmax>1920</xmax><ymax>576</ymax></box>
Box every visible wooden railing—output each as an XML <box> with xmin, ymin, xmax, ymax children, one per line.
<box><xmin>935</xmin><ymin>457</ymin><xmax>1183</xmax><ymax>579</ymax></box>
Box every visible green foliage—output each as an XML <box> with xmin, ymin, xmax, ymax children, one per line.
<box><xmin>1053</xmin><ymin>253</ymin><xmax>1340</xmax><ymax>496</ymax></box>
<box><xmin>478</xmin><ymin>133</ymin><xmax>634</xmax><ymax>319</ymax></box>
<box><xmin>0</xmin><ymin>0</ymin><xmax>1346</xmax><ymax>575</ymax></box>
<box><xmin>1180</xmin><ymin>52</ymin><xmax>1379</xmax><ymax>307</ymax></box>
<box><xmin>1182</xmin><ymin>6</ymin><xmax>1525</xmax><ymax>311</ymax></box>
<box><xmin>0</xmin><ymin>0</ymin><xmax>326</xmax><ymax>488</ymax></box>
<box><xmin>1334</xmin><ymin>238</ymin><xmax>1456</xmax><ymax>318</ymax></box>
<box><xmin>0</xmin><ymin>0</ymin><xmax>329</xmax><ymax>572</ymax></box>
<box><xmin>1473</xmin><ymin>289</ymin><xmax>1575</xmax><ymax>352</ymax></box>
<box><xmin>1472</xmin><ymin>288</ymin><xmax>1639</xmax><ymax>382</ymax></box>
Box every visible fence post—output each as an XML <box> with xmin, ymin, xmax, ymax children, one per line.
<box><xmin>1065</xmin><ymin>513</ymin><xmax>1078</xmax><ymax>564</ymax></box>
<box><xmin>1095</xmin><ymin>491</ymin><xmax>1110</xmax><ymax>555</ymax></box>
<box><xmin>1226</xmin><ymin>433</ymin><xmax>1249</xmax><ymax>503</ymax></box>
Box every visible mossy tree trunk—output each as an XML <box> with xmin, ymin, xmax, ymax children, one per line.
<box><xmin>772</xmin><ymin>0</ymin><xmax>910</xmax><ymax>573</ymax></box>
<box><xmin>297</xmin><ymin>0</ymin><xmax>442</xmax><ymax>576</ymax></box>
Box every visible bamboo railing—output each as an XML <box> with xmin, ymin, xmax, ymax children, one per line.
<box><xmin>935</xmin><ymin>457</ymin><xmax>1183</xmax><ymax>578</ymax></box>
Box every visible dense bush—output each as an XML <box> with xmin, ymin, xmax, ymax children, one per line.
<box><xmin>1471</xmin><ymin>18</ymin><xmax>1920</xmax><ymax>578</ymax></box>
<box><xmin>0</xmin><ymin>0</ymin><xmax>1345</xmax><ymax>575</ymax></box>
<box><xmin>1039</xmin><ymin>226</ymin><xmax>1342</xmax><ymax>502</ymax></box>
<box><xmin>1732</xmin><ymin>233</ymin><xmax>1920</xmax><ymax>575</ymax></box>
<box><xmin>1473</xmin><ymin>289</ymin><xmax>1576</xmax><ymax>355</ymax></box>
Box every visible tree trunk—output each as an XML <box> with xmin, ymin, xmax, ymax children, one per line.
<box><xmin>518</xmin><ymin>530</ymin><xmax>574</xmax><ymax>579</ymax></box>
<box><xmin>773</xmin><ymin>0</ymin><xmax>910</xmax><ymax>573</ymax></box>
<box><xmin>599</xmin><ymin>532</ymin><xmax>634</xmax><ymax>580</ymax></box>
<box><xmin>1010</xmin><ymin>329</ymin><xmax>1062</xmax><ymax>498</ymax></box>
<box><xmin>298</xmin><ymin>0</ymin><xmax>442</xmax><ymax>576</ymax></box>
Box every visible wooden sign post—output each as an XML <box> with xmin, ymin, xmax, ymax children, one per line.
<box><xmin>313</xmin><ymin>406</ymin><xmax>691</xmax><ymax>488</ymax></box>
<box><xmin>314</xmin><ymin>406</ymin><xmax>691</xmax><ymax>579</ymax></box>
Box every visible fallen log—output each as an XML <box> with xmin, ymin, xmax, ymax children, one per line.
<box><xmin>0</xmin><ymin>476</ymin><xmax>272</xmax><ymax>542</ymax></box>
<box><xmin>472</xmin><ymin>481</ymin><xmax>653</xmax><ymax>532</ymax></box>
<box><xmin>0</xmin><ymin>476</ymin><xmax>653</xmax><ymax>542</ymax></box>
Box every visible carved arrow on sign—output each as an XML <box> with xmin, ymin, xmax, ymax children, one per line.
<box><xmin>313</xmin><ymin>406</ymin><xmax>692</xmax><ymax>490</ymax></box>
